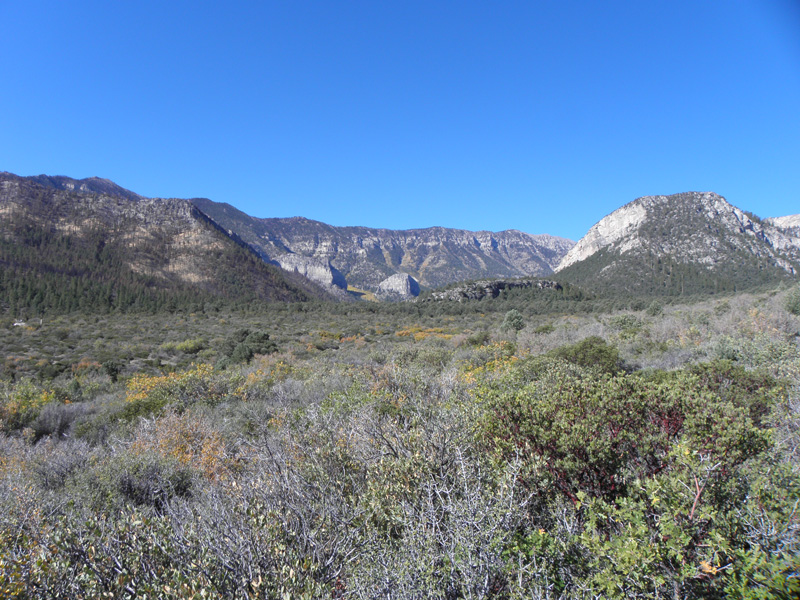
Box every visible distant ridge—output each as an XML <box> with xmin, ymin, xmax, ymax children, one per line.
<box><xmin>191</xmin><ymin>197</ymin><xmax>575</xmax><ymax>292</ymax></box>
<box><xmin>21</xmin><ymin>173</ymin><xmax>144</xmax><ymax>202</ymax></box>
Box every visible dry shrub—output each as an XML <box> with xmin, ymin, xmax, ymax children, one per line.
<box><xmin>130</xmin><ymin>411</ymin><xmax>239</xmax><ymax>482</ymax></box>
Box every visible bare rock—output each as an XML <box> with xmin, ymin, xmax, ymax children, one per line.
<box><xmin>272</xmin><ymin>254</ymin><xmax>347</xmax><ymax>291</ymax></box>
<box><xmin>376</xmin><ymin>273</ymin><xmax>420</xmax><ymax>300</ymax></box>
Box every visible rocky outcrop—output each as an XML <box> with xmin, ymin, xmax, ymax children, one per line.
<box><xmin>766</xmin><ymin>214</ymin><xmax>800</xmax><ymax>229</ymax></box>
<box><xmin>557</xmin><ymin>202</ymin><xmax>648</xmax><ymax>270</ymax></box>
<box><xmin>272</xmin><ymin>254</ymin><xmax>347</xmax><ymax>291</ymax></box>
<box><xmin>420</xmin><ymin>279</ymin><xmax>562</xmax><ymax>302</ymax></box>
<box><xmin>191</xmin><ymin>198</ymin><xmax>575</xmax><ymax>292</ymax></box>
<box><xmin>376</xmin><ymin>273</ymin><xmax>420</xmax><ymax>300</ymax></box>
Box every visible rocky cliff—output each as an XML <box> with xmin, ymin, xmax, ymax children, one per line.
<box><xmin>24</xmin><ymin>174</ymin><xmax>144</xmax><ymax>202</ymax></box>
<box><xmin>191</xmin><ymin>198</ymin><xmax>574</xmax><ymax>292</ymax></box>
<box><xmin>555</xmin><ymin>192</ymin><xmax>800</xmax><ymax>295</ymax></box>
<box><xmin>271</xmin><ymin>254</ymin><xmax>348</xmax><ymax>294</ymax></box>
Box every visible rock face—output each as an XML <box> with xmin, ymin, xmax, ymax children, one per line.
<box><xmin>191</xmin><ymin>198</ymin><xmax>574</xmax><ymax>292</ymax></box>
<box><xmin>421</xmin><ymin>279</ymin><xmax>562</xmax><ymax>302</ymax></box>
<box><xmin>271</xmin><ymin>254</ymin><xmax>347</xmax><ymax>292</ymax></box>
<box><xmin>555</xmin><ymin>192</ymin><xmax>800</xmax><ymax>295</ymax></box>
<box><xmin>557</xmin><ymin>202</ymin><xmax>648</xmax><ymax>271</ymax></box>
<box><xmin>376</xmin><ymin>273</ymin><xmax>420</xmax><ymax>300</ymax></box>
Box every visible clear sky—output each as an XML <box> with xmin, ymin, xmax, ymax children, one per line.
<box><xmin>2</xmin><ymin>1</ymin><xmax>799</xmax><ymax>241</ymax></box>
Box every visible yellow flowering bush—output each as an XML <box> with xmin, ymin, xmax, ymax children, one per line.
<box><xmin>0</xmin><ymin>380</ymin><xmax>56</xmax><ymax>433</ymax></box>
<box><xmin>123</xmin><ymin>363</ymin><xmax>217</xmax><ymax>420</ymax></box>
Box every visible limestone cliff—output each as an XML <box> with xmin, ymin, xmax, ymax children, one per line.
<box><xmin>271</xmin><ymin>254</ymin><xmax>348</xmax><ymax>293</ymax></box>
<box><xmin>376</xmin><ymin>273</ymin><xmax>421</xmax><ymax>300</ymax></box>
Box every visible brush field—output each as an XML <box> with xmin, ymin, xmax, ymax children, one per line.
<box><xmin>1</xmin><ymin>287</ymin><xmax>799</xmax><ymax>599</ymax></box>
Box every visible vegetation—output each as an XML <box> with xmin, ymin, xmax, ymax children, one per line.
<box><xmin>0</xmin><ymin>285</ymin><xmax>798</xmax><ymax>598</ymax></box>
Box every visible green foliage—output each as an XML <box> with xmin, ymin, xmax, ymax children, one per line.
<box><xmin>477</xmin><ymin>354</ymin><xmax>794</xmax><ymax>598</ymax></box>
<box><xmin>466</xmin><ymin>330</ymin><xmax>491</xmax><ymax>346</ymax></box>
<box><xmin>101</xmin><ymin>359</ymin><xmax>122</xmax><ymax>382</ymax></box>
<box><xmin>501</xmin><ymin>308</ymin><xmax>525</xmax><ymax>332</ymax></box>
<box><xmin>646</xmin><ymin>299</ymin><xmax>664</xmax><ymax>316</ymax></box>
<box><xmin>216</xmin><ymin>328</ymin><xmax>278</xmax><ymax>368</ymax></box>
<box><xmin>549</xmin><ymin>335</ymin><xmax>625</xmax><ymax>374</ymax></box>
<box><xmin>533</xmin><ymin>322</ymin><xmax>555</xmax><ymax>334</ymax></box>
<box><xmin>0</xmin><ymin>380</ymin><xmax>58</xmax><ymax>432</ymax></box>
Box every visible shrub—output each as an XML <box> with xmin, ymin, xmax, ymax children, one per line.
<box><xmin>112</xmin><ymin>452</ymin><xmax>193</xmax><ymax>511</ymax></box>
<box><xmin>30</xmin><ymin>400</ymin><xmax>89</xmax><ymax>440</ymax></box>
<box><xmin>0</xmin><ymin>380</ymin><xmax>57</xmax><ymax>433</ymax></box>
<box><xmin>121</xmin><ymin>363</ymin><xmax>217</xmax><ymax>421</ymax></box>
<box><xmin>549</xmin><ymin>336</ymin><xmax>625</xmax><ymax>374</ymax></box>
<box><xmin>501</xmin><ymin>309</ymin><xmax>525</xmax><ymax>332</ymax></box>
<box><xmin>477</xmin><ymin>355</ymin><xmax>794</xmax><ymax>598</ymax></box>
<box><xmin>645</xmin><ymin>299</ymin><xmax>664</xmax><ymax>317</ymax></box>
<box><xmin>217</xmin><ymin>329</ymin><xmax>277</xmax><ymax>367</ymax></box>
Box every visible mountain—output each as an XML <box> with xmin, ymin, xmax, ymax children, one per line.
<box><xmin>0</xmin><ymin>173</ymin><xmax>329</xmax><ymax>314</ymax></box>
<box><xmin>555</xmin><ymin>191</ymin><xmax>800</xmax><ymax>295</ymax></box>
<box><xmin>190</xmin><ymin>198</ymin><xmax>574</xmax><ymax>292</ymax></box>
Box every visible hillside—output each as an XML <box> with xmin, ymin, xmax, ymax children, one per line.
<box><xmin>0</xmin><ymin>173</ymin><xmax>329</xmax><ymax>314</ymax></box>
<box><xmin>555</xmin><ymin>191</ymin><xmax>800</xmax><ymax>295</ymax></box>
<box><xmin>191</xmin><ymin>197</ymin><xmax>574</xmax><ymax>292</ymax></box>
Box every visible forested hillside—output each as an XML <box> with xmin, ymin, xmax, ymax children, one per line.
<box><xmin>0</xmin><ymin>173</ymin><xmax>328</xmax><ymax>315</ymax></box>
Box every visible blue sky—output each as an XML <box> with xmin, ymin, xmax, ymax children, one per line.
<box><xmin>2</xmin><ymin>1</ymin><xmax>799</xmax><ymax>241</ymax></box>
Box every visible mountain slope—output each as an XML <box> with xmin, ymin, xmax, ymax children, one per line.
<box><xmin>555</xmin><ymin>191</ymin><xmax>800</xmax><ymax>295</ymax></box>
<box><xmin>191</xmin><ymin>198</ymin><xmax>574</xmax><ymax>291</ymax></box>
<box><xmin>0</xmin><ymin>173</ymin><xmax>328</xmax><ymax>314</ymax></box>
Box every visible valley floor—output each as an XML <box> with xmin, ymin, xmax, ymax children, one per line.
<box><xmin>1</xmin><ymin>286</ymin><xmax>799</xmax><ymax>598</ymax></box>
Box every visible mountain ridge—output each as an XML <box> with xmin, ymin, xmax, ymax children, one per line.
<box><xmin>191</xmin><ymin>197</ymin><xmax>574</xmax><ymax>292</ymax></box>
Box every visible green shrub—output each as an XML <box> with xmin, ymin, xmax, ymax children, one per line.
<box><xmin>477</xmin><ymin>355</ymin><xmax>793</xmax><ymax>598</ymax></box>
<box><xmin>645</xmin><ymin>299</ymin><xmax>664</xmax><ymax>316</ymax></box>
<box><xmin>549</xmin><ymin>336</ymin><xmax>625</xmax><ymax>374</ymax></box>
<box><xmin>501</xmin><ymin>309</ymin><xmax>525</xmax><ymax>332</ymax></box>
<box><xmin>217</xmin><ymin>329</ymin><xmax>277</xmax><ymax>367</ymax></box>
